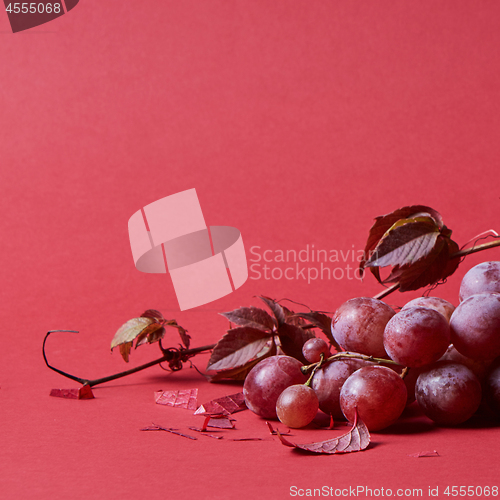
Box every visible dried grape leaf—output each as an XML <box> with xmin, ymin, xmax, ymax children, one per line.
<box><xmin>111</xmin><ymin>317</ymin><xmax>154</xmax><ymax>349</ymax></box>
<box><xmin>220</xmin><ymin>306</ymin><xmax>275</xmax><ymax>332</ymax></box>
<box><xmin>135</xmin><ymin>323</ymin><xmax>166</xmax><ymax>347</ymax></box>
<box><xmin>154</xmin><ymin>389</ymin><xmax>198</xmax><ymax>410</ymax></box>
<box><xmin>276</xmin><ymin>411</ymin><xmax>370</xmax><ymax>454</ymax></box>
<box><xmin>194</xmin><ymin>392</ymin><xmax>247</xmax><ymax>416</ymax></box>
<box><xmin>207</xmin><ymin>327</ymin><xmax>273</xmax><ymax>372</ymax></box>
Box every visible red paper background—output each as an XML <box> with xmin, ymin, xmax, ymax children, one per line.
<box><xmin>1</xmin><ymin>2</ymin><xmax>499</xmax><ymax>498</ymax></box>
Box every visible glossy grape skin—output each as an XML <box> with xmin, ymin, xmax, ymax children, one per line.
<box><xmin>276</xmin><ymin>385</ymin><xmax>319</xmax><ymax>428</ymax></box>
<box><xmin>331</xmin><ymin>297</ymin><xmax>395</xmax><ymax>358</ymax></box>
<box><xmin>401</xmin><ymin>296</ymin><xmax>455</xmax><ymax>322</ymax></box>
<box><xmin>302</xmin><ymin>338</ymin><xmax>330</xmax><ymax>363</ymax></box>
<box><xmin>311</xmin><ymin>358</ymin><xmax>370</xmax><ymax>418</ymax></box>
<box><xmin>484</xmin><ymin>357</ymin><xmax>500</xmax><ymax>417</ymax></box>
<box><xmin>450</xmin><ymin>292</ymin><xmax>500</xmax><ymax>360</ymax></box>
<box><xmin>243</xmin><ymin>355</ymin><xmax>307</xmax><ymax>419</ymax></box>
<box><xmin>383</xmin><ymin>307</ymin><xmax>450</xmax><ymax>367</ymax></box>
<box><xmin>340</xmin><ymin>365</ymin><xmax>407</xmax><ymax>431</ymax></box>
<box><xmin>459</xmin><ymin>261</ymin><xmax>500</xmax><ymax>302</ymax></box>
<box><xmin>415</xmin><ymin>362</ymin><xmax>482</xmax><ymax>425</ymax></box>
<box><xmin>439</xmin><ymin>344</ymin><xmax>493</xmax><ymax>382</ymax></box>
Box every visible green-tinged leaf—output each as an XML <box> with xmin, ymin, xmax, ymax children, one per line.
<box><xmin>207</xmin><ymin>327</ymin><xmax>274</xmax><ymax>372</ymax></box>
<box><xmin>360</xmin><ymin>205</ymin><xmax>444</xmax><ymax>272</ymax></box>
<box><xmin>294</xmin><ymin>312</ymin><xmax>340</xmax><ymax>352</ymax></box>
<box><xmin>258</xmin><ymin>296</ymin><xmax>287</xmax><ymax>326</ymax></box>
<box><xmin>111</xmin><ymin>317</ymin><xmax>155</xmax><ymax>350</ymax></box>
<box><xmin>220</xmin><ymin>306</ymin><xmax>275</xmax><ymax>332</ymax></box>
<box><xmin>365</xmin><ymin>217</ymin><xmax>440</xmax><ymax>269</ymax></box>
<box><xmin>136</xmin><ymin>324</ymin><xmax>166</xmax><ymax>347</ymax></box>
<box><xmin>277</xmin><ymin>323</ymin><xmax>315</xmax><ymax>364</ymax></box>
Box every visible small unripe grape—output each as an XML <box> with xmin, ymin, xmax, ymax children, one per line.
<box><xmin>276</xmin><ymin>385</ymin><xmax>319</xmax><ymax>428</ymax></box>
<box><xmin>302</xmin><ymin>338</ymin><xmax>330</xmax><ymax>363</ymax></box>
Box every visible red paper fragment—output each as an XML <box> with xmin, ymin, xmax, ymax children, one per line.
<box><xmin>155</xmin><ymin>389</ymin><xmax>198</xmax><ymax>410</ymax></box>
<box><xmin>231</xmin><ymin>438</ymin><xmax>265</xmax><ymax>441</ymax></box>
<box><xmin>266</xmin><ymin>421</ymin><xmax>291</xmax><ymax>436</ymax></box>
<box><xmin>276</xmin><ymin>411</ymin><xmax>370</xmax><ymax>454</ymax></box>
<box><xmin>194</xmin><ymin>392</ymin><xmax>247</xmax><ymax>415</ymax></box>
<box><xmin>408</xmin><ymin>450</ymin><xmax>440</xmax><ymax>458</ymax></box>
<box><xmin>50</xmin><ymin>385</ymin><xmax>94</xmax><ymax>400</ymax></box>
<box><xmin>206</xmin><ymin>416</ymin><xmax>235</xmax><ymax>429</ymax></box>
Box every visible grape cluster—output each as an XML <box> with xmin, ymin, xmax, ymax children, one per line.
<box><xmin>243</xmin><ymin>261</ymin><xmax>500</xmax><ymax>431</ymax></box>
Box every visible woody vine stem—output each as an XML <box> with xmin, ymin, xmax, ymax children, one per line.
<box><xmin>43</xmin><ymin>237</ymin><xmax>500</xmax><ymax>388</ymax></box>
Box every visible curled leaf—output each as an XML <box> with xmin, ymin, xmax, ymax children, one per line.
<box><xmin>258</xmin><ymin>296</ymin><xmax>287</xmax><ymax>326</ymax></box>
<box><xmin>360</xmin><ymin>206</ymin><xmax>460</xmax><ymax>292</ymax></box>
<box><xmin>277</xmin><ymin>323</ymin><xmax>315</xmax><ymax>364</ymax></box>
<box><xmin>276</xmin><ymin>411</ymin><xmax>370</xmax><ymax>454</ymax></box>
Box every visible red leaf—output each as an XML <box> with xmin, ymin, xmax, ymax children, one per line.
<box><xmin>258</xmin><ymin>296</ymin><xmax>287</xmax><ymax>326</ymax></box>
<box><xmin>194</xmin><ymin>392</ymin><xmax>247</xmax><ymax>416</ymax></box>
<box><xmin>276</xmin><ymin>411</ymin><xmax>370</xmax><ymax>454</ymax></box>
<box><xmin>206</xmin><ymin>327</ymin><xmax>274</xmax><ymax>372</ymax></box>
<box><xmin>220</xmin><ymin>306</ymin><xmax>275</xmax><ymax>332</ymax></box>
<box><xmin>294</xmin><ymin>312</ymin><xmax>339</xmax><ymax>352</ymax></box>
<box><xmin>277</xmin><ymin>323</ymin><xmax>315</xmax><ymax>363</ymax></box>
<box><xmin>140</xmin><ymin>309</ymin><xmax>165</xmax><ymax>321</ymax></box>
<box><xmin>154</xmin><ymin>389</ymin><xmax>198</xmax><ymax>410</ymax></box>
<box><xmin>50</xmin><ymin>385</ymin><xmax>94</xmax><ymax>400</ymax></box>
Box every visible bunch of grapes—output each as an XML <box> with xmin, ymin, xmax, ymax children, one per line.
<box><xmin>243</xmin><ymin>261</ymin><xmax>500</xmax><ymax>431</ymax></box>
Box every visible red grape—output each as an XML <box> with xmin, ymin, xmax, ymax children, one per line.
<box><xmin>383</xmin><ymin>307</ymin><xmax>450</xmax><ymax>367</ymax></box>
<box><xmin>415</xmin><ymin>361</ymin><xmax>482</xmax><ymax>425</ymax></box>
<box><xmin>276</xmin><ymin>384</ymin><xmax>319</xmax><ymax>428</ymax></box>
<box><xmin>302</xmin><ymin>337</ymin><xmax>330</xmax><ymax>363</ymax></box>
<box><xmin>243</xmin><ymin>355</ymin><xmax>307</xmax><ymax>419</ymax></box>
<box><xmin>450</xmin><ymin>292</ymin><xmax>500</xmax><ymax>360</ymax></box>
<box><xmin>459</xmin><ymin>261</ymin><xmax>500</xmax><ymax>302</ymax></box>
<box><xmin>340</xmin><ymin>365</ymin><xmax>407</xmax><ymax>431</ymax></box>
<box><xmin>439</xmin><ymin>344</ymin><xmax>492</xmax><ymax>382</ymax></box>
<box><xmin>401</xmin><ymin>296</ymin><xmax>455</xmax><ymax>322</ymax></box>
<box><xmin>331</xmin><ymin>297</ymin><xmax>395</xmax><ymax>358</ymax></box>
<box><xmin>484</xmin><ymin>357</ymin><xmax>500</xmax><ymax>417</ymax></box>
<box><xmin>311</xmin><ymin>358</ymin><xmax>370</xmax><ymax>418</ymax></box>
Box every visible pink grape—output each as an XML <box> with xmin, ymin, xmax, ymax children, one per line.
<box><xmin>459</xmin><ymin>261</ymin><xmax>500</xmax><ymax>302</ymax></box>
<box><xmin>331</xmin><ymin>297</ymin><xmax>395</xmax><ymax>358</ymax></box>
<box><xmin>450</xmin><ymin>292</ymin><xmax>500</xmax><ymax>360</ymax></box>
<box><xmin>243</xmin><ymin>355</ymin><xmax>307</xmax><ymax>419</ymax></box>
<box><xmin>401</xmin><ymin>296</ymin><xmax>455</xmax><ymax>322</ymax></box>
<box><xmin>439</xmin><ymin>344</ymin><xmax>493</xmax><ymax>382</ymax></box>
<box><xmin>311</xmin><ymin>358</ymin><xmax>370</xmax><ymax>418</ymax></box>
<box><xmin>302</xmin><ymin>337</ymin><xmax>330</xmax><ymax>363</ymax></box>
<box><xmin>383</xmin><ymin>307</ymin><xmax>450</xmax><ymax>367</ymax></box>
<box><xmin>340</xmin><ymin>365</ymin><xmax>407</xmax><ymax>431</ymax></box>
<box><xmin>415</xmin><ymin>361</ymin><xmax>482</xmax><ymax>425</ymax></box>
<box><xmin>276</xmin><ymin>384</ymin><xmax>319</xmax><ymax>428</ymax></box>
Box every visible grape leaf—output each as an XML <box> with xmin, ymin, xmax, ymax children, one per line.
<box><xmin>277</xmin><ymin>323</ymin><xmax>315</xmax><ymax>364</ymax></box>
<box><xmin>276</xmin><ymin>411</ymin><xmax>370</xmax><ymax>454</ymax></box>
<box><xmin>154</xmin><ymin>389</ymin><xmax>198</xmax><ymax>410</ymax></box>
<box><xmin>140</xmin><ymin>309</ymin><xmax>165</xmax><ymax>321</ymax></box>
<box><xmin>360</xmin><ymin>206</ymin><xmax>460</xmax><ymax>292</ymax></box>
<box><xmin>206</xmin><ymin>327</ymin><xmax>274</xmax><ymax>372</ymax></box>
<box><xmin>194</xmin><ymin>392</ymin><xmax>247</xmax><ymax>415</ymax></box>
<box><xmin>258</xmin><ymin>296</ymin><xmax>287</xmax><ymax>326</ymax></box>
<box><xmin>220</xmin><ymin>306</ymin><xmax>275</xmax><ymax>332</ymax></box>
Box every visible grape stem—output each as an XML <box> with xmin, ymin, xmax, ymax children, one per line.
<box><xmin>42</xmin><ymin>330</ymin><xmax>215</xmax><ymax>388</ymax></box>
<box><xmin>301</xmin><ymin>351</ymin><xmax>402</xmax><ymax>376</ymax></box>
